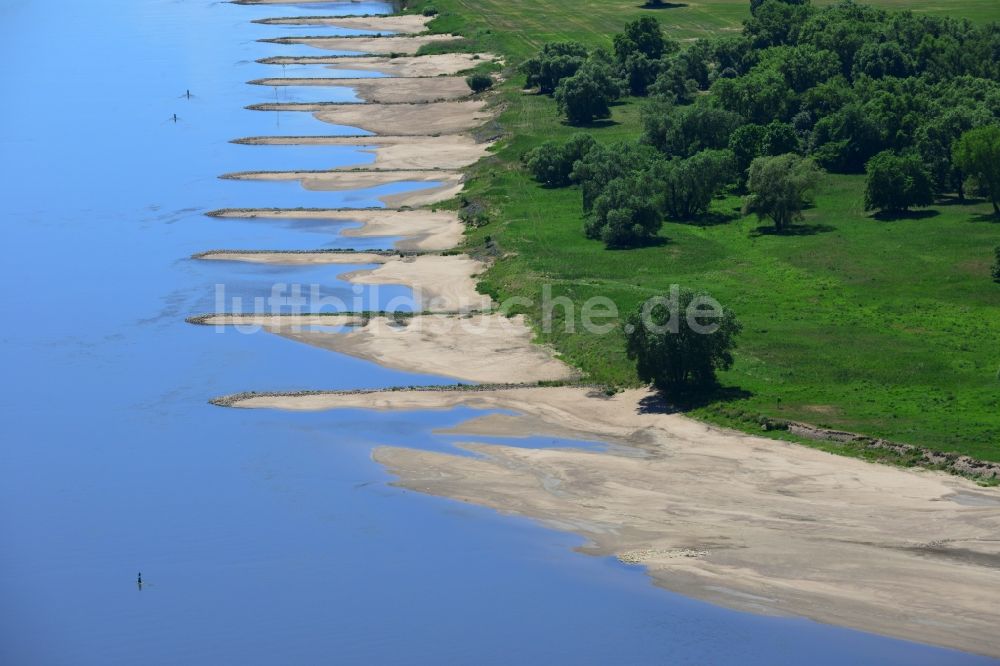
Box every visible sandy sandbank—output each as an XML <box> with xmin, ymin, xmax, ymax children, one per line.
<box><xmin>259</xmin><ymin>53</ymin><xmax>497</xmax><ymax>77</ymax></box>
<box><xmin>206</xmin><ymin>208</ymin><xmax>464</xmax><ymax>251</ymax></box>
<box><xmin>196</xmin><ymin>252</ymin><xmax>488</xmax><ymax>312</ymax></box>
<box><xmin>249</xmin><ymin>101</ymin><xmax>492</xmax><ymax>136</ymax></box>
<box><xmin>195</xmin><ymin>250</ymin><xmax>397</xmax><ymax>265</ymax></box>
<box><xmin>195</xmin><ymin>315</ymin><xmax>576</xmax><ymax>384</ymax></box>
<box><xmin>219</xmin><ymin>385</ymin><xmax>1000</xmax><ymax>657</ymax></box>
<box><xmin>261</xmin><ymin>35</ymin><xmax>460</xmax><ymax>55</ymax></box>
<box><xmin>341</xmin><ymin>255</ymin><xmax>489</xmax><ymax>312</ymax></box>
<box><xmin>249</xmin><ymin>77</ymin><xmax>471</xmax><ymax>103</ymax></box>
<box><xmin>234</xmin><ymin>0</ymin><xmax>371</xmax><ymax>3</ymax></box>
<box><xmin>253</xmin><ymin>15</ymin><xmax>431</xmax><ymax>33</ymax></box>
<box><xmin>220</xmin><ymin>169</ymin><xmax>464</xmax><ymax>207</ymax></box>
<box><xmin>231</xmin><ymin>135</ymin><xmax>493</xmax><ymax>170</ymax></box>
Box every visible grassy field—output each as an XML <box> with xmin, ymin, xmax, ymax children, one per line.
<box><xmin>411</xmin><ymin>0</ymin><xmax>1000</xmax><ymax>461</ymax></box>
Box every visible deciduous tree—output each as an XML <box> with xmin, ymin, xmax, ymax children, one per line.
<box><xmin>743</xmin><ymin>153</ymin><xmax>822</xmax><ymax>231</ymax></box>
<box><xmin>863</xmin><ymin>151</ymin><xmax>933</xmax><ymax>213</ymax></box>
<box><xmin>625</xmin><ymin>289</ymin><xmax>741</xmax><ymax>392</ymax></box>
<box><xmin>654</xmin><ymin>150</ymin><xmax>735</xmax><ymax>220</ymax></box>
<box><xmin>585</xmin><ymin>172</ymin><xmax>663</xmax><ymax>247</ymax></box>
<box><xmin>953</xmin><ymin>125</ymin><xmax>1000</xmax><ymax>216</ymax></box>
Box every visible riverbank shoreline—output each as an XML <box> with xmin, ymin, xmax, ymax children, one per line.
<box><xmin>214</xmin><ymin>384</ymin><xmax>1000</xmax><ymax>658</ymax></box>
<box><xmin>195</xmin><ymin>5</ymin><xmax>1000</xmax><ymax>659</ymax></box>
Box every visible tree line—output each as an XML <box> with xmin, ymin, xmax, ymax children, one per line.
<box><xmin>516</xmin><ymin>0</ymin><xmax>1000</xmax><ymax>394</ymax></box>
<box><xmin>521</xmin><ymin>2</ymin><xmax>1000</xmax><ymax>229</ymax></box>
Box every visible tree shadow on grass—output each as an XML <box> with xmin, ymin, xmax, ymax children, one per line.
<box><xmin>604</xmin><ymin>236</ymin><xmax>670</xmax><ymax>250</ymax></box>
<box><xmin>935</xmin><ymin>195</ymin><xmax>987</xmax><ymax>207</ymax></box>
<box><xmin>639</xmin><ymin>2</ymin><xmax>689</xmax><ymax>9</ymax></box>
<box><xmin>687</xmin><ymin>210</ymin><xmax>740</xmax><ymax>227</ymax></box>
<box><xmin>637</xmin><ymin>385</ymin><xmax>753</xmax><ymax>414</ymax></box>
<box><xmin>970</xmin><ymin>212</ymin><xmax>1000</xmax><ymax>224</ymax></box>
<box><xmin>564</xmin><ymin>118</ymin><xmax>620</xmax><ymax>130</ymax></box>
<box><xmin>871</xmin><ymin>209</ymin><xmax>940</xmax><ymax>222</ymax></box>
<box><xmin>750</xmin><ymin>223</ymin><xmax>835</xmax><ymax>237</ymax></box>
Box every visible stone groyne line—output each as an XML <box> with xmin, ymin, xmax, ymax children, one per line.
<box><xmin>779</xmin><ymin>422</ymin><xmax>1000</xmax><ymax>480</ymax></box>
<box><xmin>210</xmin><ymin>383</ymin><xmax>586</xmax><ymax>407</ymax></box>
<box><xmin>249</xmin><ymin>77</ymin><xmax>474</xmax><ymax>103</ymax></box>
<box><xmin>256</xmin><ymin>53</ymin><xmax>495</xmax><ymax>73</ymax></box>
<box><xmin>186</xmin><ymin>311</ymin><xmax>475</xmax><ymax>326</ymax></box>
<box><xmin>220</xmin><ymin>168</ymin><xmax>457</xmax><ymax>176</ymax></box>
<box><xmin>192</xmin><ymin>248</ymin><xmax>429</xmax><ymax>259</ymax></box>
<box><xmin>247</xmin><ymin>100</ymin><xmax>472</xmax><ymax>109</ymax></box>
<box><xmin>202</xmin><ymin>209</ymin><xmax>466</xmax><ymax>252</ymax></box>
<box><xmin>247</xmin><ymin>76</ymin><xmax>465</xmax><ymax>84</ymax></box>
<box><xmin>207</xmin><ymin>206</ymin><xmax>407</xmax><ymax>215</ymax></box>
<box><xmin>259</xmin><ymin>34</ymin><xmax>463</xmax><ymax>56</ymax></box>
<box><xmin>252</xmin><ymin>15</ymin><xmax>431</xmax><ymax>33</ymax></box>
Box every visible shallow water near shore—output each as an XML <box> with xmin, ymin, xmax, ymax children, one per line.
<box><xmin>0</xmin><ymin>1</ymin><xmax>996</xmax><ymax>664</ymax></box>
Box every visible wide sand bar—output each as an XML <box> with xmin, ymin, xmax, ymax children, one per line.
<box><xmin>250</xmin><ymin>77</ymin><xmax>471</xmax><ymax>103</ymax></box>
<box><xmin>231</xmin><ymin>135</ymin><xmax>493</xmax><ymax>170</ymax></box>
<box><xmin>196</xmin><ymin>314</ymin><xmax>576</xmax><ymax>384</ymax></box>
<box><xmin>220</xmin><ymin>385</ymin><xmax>1000</xmax><ymax>658</ymax></box>
<box><xmin>261</xmin><ymin>35</ymin><xmax>461</xmax><ymax>55</ymax></box>
<box><xmin>253</xmin><ymin>15</ymin><xmax>431</xmax><ymax>33</ymax></box>
<box><xmin>197</xmin><ymin>252</ymin><xmax>488</xmax><ymax>311</ymax></box>
<box><xmin>248</xmin><ymin>101</ymin><xmax>492</xmax><ymax>136</ymax></box>
<box><xmin>259</xmin><ymin>53</ymin><xmax>497</xmax><ymax>77</ymax></box>
<box><xmin>207</xmin><ymin>208</ymin><xmax>464</xmax><ymax>251</ymax></box>
<box><xmin>220</xmin><ymin>169</ymin><xmax>464</xmax><ymax>207</ymax></box>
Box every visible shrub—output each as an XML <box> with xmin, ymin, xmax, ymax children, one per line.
<box><xmin>523</xmin><ymin>134</ymin><xmax>598</xmax><ymax>187</ymax></box>
<box><xmin>572</xmin><ymin>141</ymin><xmax>662</xmax><ymax>210</ymax></box>
<box><xmin>647</xmin><ymin>61</ymin><xmax>698</xmax><ymax>103</ymax></box>
<box><xmin>520</xmin><ymin>42</ymin><xmax>588</xmax><ymax>94</ymax></box>
<box><xmin>585</xmin><ymin>172</ymin><xmax>663</xmax><ymax>247</ymax></box>
<box><xmin>422</xmin><ymin>6</ymin><xmax>438</xmax><ymax>16</ymax></box>
<box><xmin>642</xmin><ymin>100</ymin><xmax>744</xmax><ymax>157</ymax></box>
<box><xmin>624</xmin><ymin>288</ymin><xmax>741</xmax><ymax>392</ymax></box>
<box><xmin>622</xmin><ymin>53</ymin><xmax>663</xmax><ymax>96</ymax></box>
<box><xmin>863</xmin><ymin>151</ymin><xmax>933</xmax><ymax>213</ymax></box>
<box><xmin>655</xmin><ymin>149</ymin><xmax>735</xmax><ymax>220</ymax></box>
<box><xmin>613</xmin><ymin>16</ymin><xmax>674</xmax><ymax>63</ymax></box>
<box><xmin>743</xmin><ymin>153</ymin><xmax>822</xmax><ymax>231</ymax></box>
<box><xmin>954</xmin><ymin>125</ymin><xmax>1000</xmax><ymax>217</ymax></box>
<box><xmin>466</xmin><ymin>73</ymin><xmax>493</xmax><ymax>94</ymax></box>
<box><xmin>554</xmin><ymin>59</ymin><xmax>620</xmax><ymax>125</ymax></box>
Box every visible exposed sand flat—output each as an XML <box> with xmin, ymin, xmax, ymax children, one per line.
<box><xmin>342</xmin><ymin>255</ymin><xmax>489</xmax><ymax>312</ymax></box>
<box><xmin>220</xmin><ymin>169</ymin><xmax>464</xmax><ymax>207</ymax></box>
<box><xmin>235</xmin><ymin>0</ymin><xmax>378</xmax><ymax>4</ymax></box>
<box><xmin>196</xmin><ymin>253</ymin><xmax>488</xmax><ymax>312</ymax></box>
<box><xmin>232</xmin><ymin>135</ymin><xmax>493</xmax><ymax>170</ymax></box>
<box><xmin>248</xmin><ymin>101</ymin><xmax>491</xmax><ymax>136</ymax></box>
<box><xmin>249</xmin><ymin>77</ymin><xmax>471</xmax><ymax>103</ymax></box>
<box><xmin>222</xmin><ymin>385</ymin><xmax>1000</xmax><ymax>657</ymax></box>
<box><xmin>253</xmin><ymin>15</ymin><xmax>431</xmax><ymax>33</ymax></box>
<box><xmin>196</xmin><ymin>313</ymin><xmax>362</xmax><ymax>327</ymax></box>
<box><xmin>207</xmin><ymin>208</ymin><xmax>464</xmax><ymax>251</ymax></box>
<box><xmin>261</xmin><ymin>35</ymin><xmax>461</xmax><ymax>55</ymax></box>
<box><xmin>259</xmin><ymin>53</ymin><xmax>496</xmax><ymax>77</ymax></box>
<box><xmin>200</xmin><ymin>315</ymin><xmax>576</xmax><ymax>384</ymax></box>
<box><xmin>195</xmin><ymin>250</ymin><xmax>395</xmax><ymax>265</ymax></box>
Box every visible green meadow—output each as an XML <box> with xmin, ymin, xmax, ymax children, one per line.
<box><xmin>412</xmin><ymin>0</ymin><xmax>1000</xmax><ymax>461</ymax></box>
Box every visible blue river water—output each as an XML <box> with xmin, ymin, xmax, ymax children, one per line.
<box><xmin>0</xmin><ymin>0</ymin><xmax>994</xmax><ymax>664</ymax></box>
